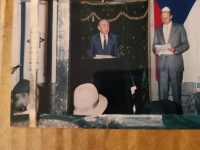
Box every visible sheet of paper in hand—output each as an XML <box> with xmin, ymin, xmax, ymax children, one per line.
<box><xmin>155</xmin><ymin>44</ymin><xmax>173</xmax><ymax>56</ymax></box>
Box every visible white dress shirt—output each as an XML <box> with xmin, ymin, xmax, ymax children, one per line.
<box><xmin>100</xmin><ymin>32</ymin><xmax>108</xmax><ymax>49</ymax></box>
<box><xmin>163</xmin><ymin>21</ymin><xmax>172</xmax><ymax>44</ymax></box>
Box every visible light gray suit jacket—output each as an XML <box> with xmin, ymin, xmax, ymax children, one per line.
<box><xmin>152</xmin><ymin>22</ymin><xmax>190</xmax><ymax>72</ymax></box>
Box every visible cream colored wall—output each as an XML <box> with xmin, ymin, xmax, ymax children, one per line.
<box><xmin>1</xmin><ymin>0</ymin><xmax>200</xmax><ymax>149</ymax></box>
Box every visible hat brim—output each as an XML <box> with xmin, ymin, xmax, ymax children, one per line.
<box><xmin>73</xmin><ymin>94</ymin><xmax>108</xmax><ymax>116</ymax></box>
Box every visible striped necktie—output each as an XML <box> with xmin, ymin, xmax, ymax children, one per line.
<box><xmin>103</xmin><ymin>36</ymin><xmax>107</xmax><ymax>54</ymax></box>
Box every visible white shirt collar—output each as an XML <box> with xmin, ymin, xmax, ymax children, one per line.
<box><xmin>163</xmin><ymin>21</ymin><xmax>172</xmax><ymax>27</ymax></box>
<box><xmin>100</xmin><ymin>32</ymin><xmax>108</xmax><ymax>37</ymax></box>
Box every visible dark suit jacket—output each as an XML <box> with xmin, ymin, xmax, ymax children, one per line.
<box><xmin>152</xmin><ymin>22</ymin><xmax>189</xmax><ymax>72</ymax></box>
<box><xmin>87</xmin><ymin>32</ymin><xmax>121</xmax><ymax>59</ymax></box>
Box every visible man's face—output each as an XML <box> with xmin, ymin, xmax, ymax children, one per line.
<box><xmin>98</xmin><ymin>20</ymin><xmax>110</xmax><ymax>35</ymax></box>
<box><xmin>161</xmin><ymin>12</ymin><xmax>172</xmax><ymax>25</ymax></box>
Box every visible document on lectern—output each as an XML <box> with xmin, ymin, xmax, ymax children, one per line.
<box><xmin>155</xmin><ymin>43</ymin><xmax>173</xmax><ymax>56</ymax></box>
<box><xmin>96</xmin><ymin>55</ymin><xmax>113</xmax><ymax>59</ymax></box>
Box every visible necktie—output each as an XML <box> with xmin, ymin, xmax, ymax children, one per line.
<box><xmin>164</xmin><ymin>26</ymin><xmax>169</xmax><ymax>43</ymax></box>
<box><xmin>103</xmin><ymin>36</ymin><xmax>107</xmax><ymax>54</ymax></box>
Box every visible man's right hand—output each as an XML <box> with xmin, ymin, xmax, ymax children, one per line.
<box><xmin>155</xmin><ymin>48</ymin><xmax>160</xmax><ymax>54</ymax></box>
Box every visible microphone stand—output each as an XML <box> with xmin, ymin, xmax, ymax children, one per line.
<box><xmin>29</xmin><ymin>0</ymin><xmax>39</xmax><ymax>127</ymax></box>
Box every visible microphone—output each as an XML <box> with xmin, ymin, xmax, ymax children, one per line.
<box><xmin>13</xmin><ymin>63</ymin><xmax>22</xmax><ymax>69</ymax></box>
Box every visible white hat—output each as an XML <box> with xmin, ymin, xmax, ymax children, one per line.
<box><xmin>73</xmin><ymin>83</ymin><xmax>108</xmax><ymax>116</ymax></box>
<box><xmin>161</xmin><ymin>6</ymin><xmax>170</xmax><ymax>12</ymax></box>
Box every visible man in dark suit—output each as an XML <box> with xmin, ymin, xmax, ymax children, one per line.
<box><xmin>152</xmin><ymin>7</ymin><xmax>190</xmax><ymax>106</ymax></box>
<box><xmin>87</xmin><ymin>19</ymin><xmax>121</xmax><ymax>59</ymax></box>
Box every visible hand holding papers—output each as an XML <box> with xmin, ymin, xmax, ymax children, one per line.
<box><xmin>155</xmin><ymin>44</ymin><xmax>173</xmax><ymax>56</ymax></box>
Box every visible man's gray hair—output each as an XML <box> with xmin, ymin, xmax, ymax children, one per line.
<box><xmin>11</xmin><ymin>92</ymin><xmax>30</xmax><ymax>113</ymax></box>
<box><xmin>97</xmin><ymin>19</ymin><xmax>109</xmax><ymax>26</ymax></box>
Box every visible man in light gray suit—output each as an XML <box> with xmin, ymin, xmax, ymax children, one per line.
<box><xmin>152</xmin><ymin>7</ymin><xmax>190</xmax><ymax>106</ymax></box>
